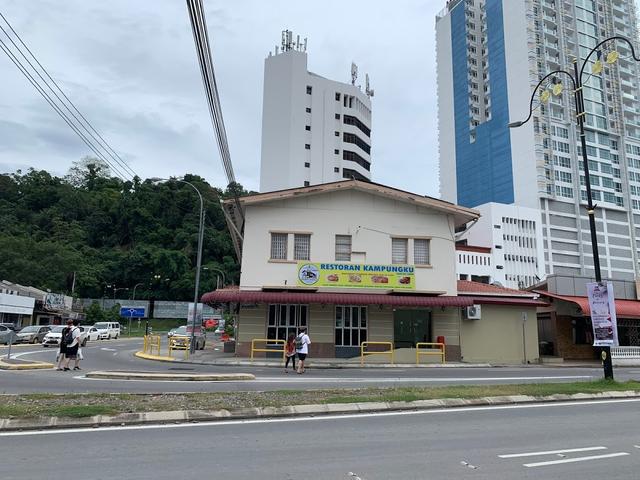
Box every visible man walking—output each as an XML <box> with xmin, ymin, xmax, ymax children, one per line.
<box><xmin>295</xmin><ymin>327</ymin><xmax>311</xmax><ymax>374</ymax></box>
<box><xmin>62</xmin><ymin>319</ymin><xmax>81</xmax><ymax>371</ymax></box>
<box><xmin>56</xmin><ymin>319</ymin><xmax>73</xmax><ymax>371</ymax></box>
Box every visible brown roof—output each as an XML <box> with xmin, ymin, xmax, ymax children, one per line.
<box><xmin>456</xmin><ymin>245</ymin><xmax>492</xmax><ymax>253</ymax></box>
<box><xmin>534</xmin><ymin>290</ymin><xmax>640</xmax><ymax>318</ymax></box>
<box><xmin>457</xmin><ymin>280</ymin><xmax>537</xmax><ymax>297</ymax></box>
<box><xmin>226</xmin><ymin>180</ymin><xmax>480</xmax><ymax>227</ymax></box>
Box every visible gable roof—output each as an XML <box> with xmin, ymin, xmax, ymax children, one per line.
<box><xmin>225</xmin><ymin>180</ymin><xmax>480</xmax><ymax>227</ymax></box>
<box><xmin>457</xmin><ymin>280</ymin><xmax>537</xmax><ymax>297</ymax></box>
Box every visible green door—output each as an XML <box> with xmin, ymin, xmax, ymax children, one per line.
<box><xmin>393</xmin><ymin>310</ymin><xmax>431</xmax><ymax>348</ymax></box>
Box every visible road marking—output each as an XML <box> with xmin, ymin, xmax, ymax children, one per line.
<box><xmin>100</xmin><ymin>348</ymin><xmax>117</xmax><ymax>352</ymax></box>
<box><xmin>523</xmin><ymin>452</ymin><xmax>629</xmax><ymax>468</ymax></box>
<box><xmin>1</xmin><ymin>398</ymin><xmax>639</xmax><ymax>437</ymax></box>
<box><xmin>499</xmin><ymin>446</ymin><xmax>607</xmax><ymax>458</ymax></box>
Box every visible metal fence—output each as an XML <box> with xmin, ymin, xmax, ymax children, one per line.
<box><xmin>78</xmin><ymin>298</ymin><xmax>220</xmax><ymax>319</ymax></box>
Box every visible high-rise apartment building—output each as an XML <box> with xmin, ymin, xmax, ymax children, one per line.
<box><xmin>260</xmin><ymin>31</ymin><xmax>373</xmax><ymax>192</ymax></box>
<box><xmin>437</xmin><ymin>0</ymin><xmax>640</xmax><ymax>281</ymax></box>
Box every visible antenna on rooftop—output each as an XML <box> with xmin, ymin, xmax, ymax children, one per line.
<box><xmin>365</xmin><ymin>73</ymin><xmax>374</xmax><ymax>97</ymax></box>
<box><xmin>351</xmin><ymin>62</ymin><xmax>358</xmax><ymax>85</ymax></box>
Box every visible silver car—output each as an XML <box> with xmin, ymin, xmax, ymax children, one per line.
<box><xmin>0</xmin><ymin>325</ymin><xmax>17</xmax><ymax>345</ymax></box>
<box><xmin>15</xmin><ymin>325</ymin><xmax>51</xmax><ymax>344</ymax></box>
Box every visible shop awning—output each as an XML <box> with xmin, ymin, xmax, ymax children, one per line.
<box><xmin>202</xmin><ymin>289</ymin><xmax>474</xmax><ymax>308</ymax></box>
<box><xmin>535</xmin><ymin>291</ymin><xmax>640</xmax><ymax>318</ymax></box>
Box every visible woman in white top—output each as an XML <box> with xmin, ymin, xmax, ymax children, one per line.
<box><xmin>295</xmin><ymin>327</ymin><xmax>311</xmax><ymax>374</ymax></box>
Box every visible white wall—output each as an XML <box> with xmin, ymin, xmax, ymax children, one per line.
<box><xmin>260</xmin><ymin>49</ymin><xmax>372</xmax><ymax>192</ymax></box>
<box><xmin>436</xmin><ymin>12</ymin><xmax>457</xmax><ymax>203</ymax></box>
<box><xmin>240</xmin><ymin>189</ymin><xmax>459</xmax><ymax>295</ymax></box>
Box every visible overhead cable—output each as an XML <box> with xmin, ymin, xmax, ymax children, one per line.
<box><xmin>0</xmin><ymin>13</ymin><xmax>136</xmax><ymax>181</ymax></box>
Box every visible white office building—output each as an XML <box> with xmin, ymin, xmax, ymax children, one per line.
<box><xmin>260</xmin><ymin>30</ymin><xmax>373</xmax><ymax>192</ymax></box>
<box><xmin>456</xmin><ymin>202</ymin><xmax>546</xmax><ymax>289</ymax></box>
<box><xmin>436</xmin><ymin>0</ymin><xmax>640</xmax><ymax>281</ymax></box>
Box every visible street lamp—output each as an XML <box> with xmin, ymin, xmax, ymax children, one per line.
<box><xmin>203</xmin><ymin>266</ymin><xmax>226</xmax><ymax>290</ymax></box>
<box><xmin>113</xmin><ymin>287</ymin><xmax>129</xmax><ymax>299</ymax></box>
<box><xmin>150</xmin><ymin>177</ymin><xmax>205</xmax><ymax>354</ymax></box>
<box><xmin>508</xmin><ymin>36</ymin><xmax>638</xmax><ymax>380</ymax></box>
<box><xmin>132</xmin><ymin>283</ymin><xmax>144</xmax><ymax>300</ymax></box>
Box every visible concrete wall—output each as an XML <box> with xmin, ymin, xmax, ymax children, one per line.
<box><xmin>432</xmin><ymin>307</ymin><xmax>461</xmax><ymax>361</ymax></box>
<box><xmin>460</xmin><ymin>304</ymin><xmax>539</xmax><ymax>364</ymax></box>
<box><xmin>240</xmin><ymin>189</ymin><xmax>458</xmax><ymax>295</ymax></box>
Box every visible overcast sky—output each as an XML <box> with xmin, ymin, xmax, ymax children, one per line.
<box><xmin>0</xmin><ymin>1</ymin><xmax>443</xmax><ymax>195</ymax></box>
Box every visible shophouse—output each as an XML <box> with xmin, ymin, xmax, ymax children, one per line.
<box><xmin>204</xmin><ymin>180</ymin><xmax>543</xmax><ymax>362</ymax></box>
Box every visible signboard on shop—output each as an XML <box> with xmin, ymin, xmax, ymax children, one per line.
<box><xmin>297</xmin><ymin>262</ymin><xmax>415</xmax><ymax>290</ymax></box>
<box><xmin>586</xmin><ymin>281</ymin><xmax>619</xmax><ymax>347</ymax></box>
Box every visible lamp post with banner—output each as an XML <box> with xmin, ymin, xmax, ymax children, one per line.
<box><xmin>507</xmin><ymin>36</ymin><xmax>637</xmax><ymax>379</ymax></box>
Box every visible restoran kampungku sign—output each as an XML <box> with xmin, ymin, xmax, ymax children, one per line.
<box><xmin>297</xmin><ymin>262</ymin><xmax>415</xmax><ymax>289</ymax></box>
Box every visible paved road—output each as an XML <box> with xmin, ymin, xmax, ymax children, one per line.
<box><xmin>1</xmin><ymin>339</ymin><xmax>638</xmax><ymax>393</ymax></box>
<box><xmin>2</xmin><ymin>398</ymin><xmax>639</xmax><ymax>479</ymax></box>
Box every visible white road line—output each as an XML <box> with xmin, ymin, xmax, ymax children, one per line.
<box><xmin>1</xmin><ymin>398</ymin><xmax>639</xmax><ymax>437</ymax></box>
<box><xmin>499</xmin><ymin>446</ymin><xmax>607</xmax><ymax>458</ymax></box>
<box><xmin>100</xmin><ymin>348</ymin><xmax>117</xmax><ymax>352</ymax></box>
<box><xmin>523</xmin><ymin>452</ymin><xmax>630</xmax><ymax>468</ymax></box>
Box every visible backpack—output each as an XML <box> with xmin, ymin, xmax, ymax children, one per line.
<box><xmin>295</xmin><ymin>334</ymin><xmax>304</xmax><ymax>350</ymax></box>
<box><xmin>63</xmin><ymin>327</ymin><xmax>76</xmax><ymax>345</ymax></box>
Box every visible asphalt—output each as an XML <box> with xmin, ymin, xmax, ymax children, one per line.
<box><xmin>2</xmin><ymin>398</ymin><xmax>639</xmax><ymax>479</ymax></box>
<box><xmin>1</xmin><ymin>338</ymin><xmax>639</xmax><ymax>393</ymax></box>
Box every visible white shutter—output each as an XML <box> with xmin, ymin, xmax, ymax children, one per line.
<box><xmin>392</xmin><ymin>238</ymin><xmax>408</xmax><ymax>264</ymax></box>
<box><xmin>414</xmin><ymin>239</ymin><xmax>430</xmax><ymax>265</ymax></box>
<box><xmin>270</xmin><ymin>233</ymin><xmax>288</xmax><ymax>260</ymax></box>
<box><xmin>294</xmin><ymin>234</ymin><xmax>310</xmax><ymax>260</ymax></box>
<box><xmin>335</xmin><ymin>235</ymin><xmax>352</xmax><ymax>261</ymax></box>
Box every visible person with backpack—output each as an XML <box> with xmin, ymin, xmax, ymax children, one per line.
<box><xmin>284</xmin><ymin>333</ymin><xmax>296</xmax><ymax>373</ymax></box>
<box><xmin>295</xmin><ymin>327</ymin><xmax>311</xmax><ymax>374</ymax></box>
<box><xmin>56</xmin><ymin>319</ymin><xmax>73</xmax><ymax>371</ymax></box>
<box><xmin>62</xmin><ymin>319</ymin><xmax>81</xmax><ymax>371</ymax></box>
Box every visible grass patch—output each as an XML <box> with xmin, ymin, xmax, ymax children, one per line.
<box><xmin>0</xmin><ymin>380</ymin><xmax>638</xmax><ymax>420</ymax></box>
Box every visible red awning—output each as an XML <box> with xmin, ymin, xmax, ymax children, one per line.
<box><xmin>202</xmin><ymin>289</ymin><xmax>474</xmax><ymax>308</ymax></box>
<box><xmin>536</xmin><ymin>291</ymin><xmax>640</xmax><ymax>318</ymax></box>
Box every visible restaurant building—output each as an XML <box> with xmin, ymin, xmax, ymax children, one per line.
<box><xmin>203</xmin><ymin>180</ymin><xmax>543</xmax><ymax>362</ymax></box>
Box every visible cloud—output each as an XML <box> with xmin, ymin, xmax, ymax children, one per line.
<box><xmin>0</xmin><ymin>0</ymin><xmax>444</xmax><ymax>195</ymax></box>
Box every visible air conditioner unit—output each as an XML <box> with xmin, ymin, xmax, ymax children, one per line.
<box><xmin>464</xmin><ymin>305</ymin><xmax>482</xmax><ymax>320</ymax></box>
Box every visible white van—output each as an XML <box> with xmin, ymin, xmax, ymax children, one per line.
<box><xmin>93</xmin><ymin>322</ymin><xmax>121</xmax><ymax>340</ymax></box>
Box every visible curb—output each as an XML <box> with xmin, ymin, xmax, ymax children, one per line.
<box><xmin>85</xmin><ymin>371</ymin><xmax>255</xmax><ymax>381</ymax></box>
<box><xmin>133</xmin><ymin>353</ymin><xmax>492</xmax><ymax>369</ymax></box>
<box><xmin>1</xmin><ymin>390</ymin><xmax>638</xmax><ymax>432</ymax></box>
<box><xmin>0</xmin><ymin>359</ymin><xmax>54</xmax><ymax>370</ymax></box>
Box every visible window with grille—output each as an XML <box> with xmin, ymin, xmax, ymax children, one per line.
<box><xmin>294</xmin><ymin>234</ymin><xmax>310</xmax><ymax>261</ymax></box>
<box><xmin>414</xmin><ymin>239</ymin><xmax>430</xmax><ymax>265</ymax></box>
<box><xmin>335</xmin><ymin>235</ymin><xmax>352</xmax><ymax>261</ymax></box>
<box><xmin>335</xmin><ymin>306</ymin><xmax>367</xmax><ymax>346</ymax></box>
<box><xmin>267</xmin><ymin>304</ymin><xmax>308</xmax><ymax>341</ymax></box>
<box><xmin>270</xmin><ymin>233</ymin><xmax>287</xmax><ymax>260</ymax></box>
<box><xmin>392</xmin><ymin>238</ymin><xmax>408</xmax><ymax>264</ymax></box>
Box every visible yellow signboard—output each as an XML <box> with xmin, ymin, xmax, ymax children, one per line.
<box><xmin>297</xmin><ymin>262</ymin><xmax>415</xmax><ymax>290</ymax></box>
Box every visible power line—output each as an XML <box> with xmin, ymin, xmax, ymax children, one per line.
<box><xmin>0</xmin><ymin>38</ymin><xmax>130</xmax><ymax>181</ymax></box>
<box><xmin>0</xmin><ymin>13</ymin><xmax>136</xmax><ymax>181</ymax></box>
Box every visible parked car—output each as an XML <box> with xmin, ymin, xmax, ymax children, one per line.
<box><xmin>169</xmin><ymin>325</ymin><xmax>206</xmax><ymax>350</ymax></box>
<box><xmin>42</xmin><ymin>326</ymin><xmax>66</xmax><ymax>347</ymax></box>
<box><xmin>93</xmin><ymin>322</ymin><xmax>121</xmax><ymax>340</ymax></box>
<box><xmin>15</xmin><ymin>325</ymin><xmax>51</xmax><ymax>344</ymax></box>
<box><xmin>79</xmin><ymin>326</ymin><xmax>99</xmax><ymax>346</ymax></box>
<box><xmin>0</xmin><ymin>322</ymin><xmax>17</xmax><ymax>331</ymax></box>
<box><xmin>0</xmin><ymin>324</ymin><xmax>17</xmax><ymax>345</ymax></box>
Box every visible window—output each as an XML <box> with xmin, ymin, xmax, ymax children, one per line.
<box><xmin>306</xmin><ymin>85</ymin><xmax>312</xmax><ymax>94</ymax></box>
<box><xmin>343</xmin><ymin>150</ymin><xmax>371</xmax><ymax>171</ymax></box>
<box><xmin>335</xmin><ymin>131</ymin><xmax>340</xmax><ymax>137</ymax></box>
<box><xmin>294</xmin><ymin>234</ymin><xmax>310</xmax><ymax>261</ymax></box>
<box><xmin>335</xmin><ymin>235</ymin><xmax>352</xmax><ymax>261</ymax></box>
<box><xmin>270</xmin><ymin>233</ymin><xmax>287</xmax><ymax>260</ymax></box>
<box><xmin>267</xmin><ymin>304</ymin><xmax>308</xmax><ymax>341</ymax></box>
<box><xmin>305</xmin><ymin>144</ymin><xmax>310</xmax><ymax>150</ymax></box>
<box><xmin>334</xmin><ymin>167</ymin><xmax>340</xmax><ymax>173</ymax></box>
<box><xmin>335</xmin><ymin>92</ymin><xmax>341</xmax><ymax>101</ymax></box>
<box><xmin>335</xmin><ymin>113</ymin><xmax>340</xmax><ymax>120</ymax></box>
<box><xmin>414</xmin><ymin>239</ymin><xmax>430</xmax><ymax>265</ymax></box>
<box><xmin>335</xmin><ymin>306</ymin><xmax>367</xmax><ymax>347</ymax></box>
<box><xmin>392</xmin><ymin>238</ymin><xmax>408</xmax><ymax>264</ymax></box>
<box><xmin>343</xmin><ymin>132</ymin><xmax>371</xmax><ymax>154</ymax></box>
<box><xmin>305</xmin><ymin>107</ymin><xmax>311</xmax><ymax>113</ymax></box>
<box><xmin>304</xmin><ymin>181</ymin><xmax>310</xmax><ymax>186</ymax></box>
<box><xmin>305</xmin><ymin>125</ymin><xmax>311</xmax><ymax>131</ymax></box>
<box><xmin>334</xmin><ymin>149</ymin><xmax>340</xmax><ymax>155</ymax></box>
<box><xmin>304</xmin><ymin>162</ymin><xmax>310</xmax><ymax>168</ymax></box>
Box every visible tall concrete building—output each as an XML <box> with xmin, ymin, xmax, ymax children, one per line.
<box><xmin>436</xmin><ymin>0</ymin><xmax>640</xmax><ymax>281</ymax></box>
<box><xmin>260</xmin><ymin>31</ymin><xmax>373</xmax><ymax>192</ymax></box>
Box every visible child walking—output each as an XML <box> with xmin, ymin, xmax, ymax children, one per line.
<box><xmin>284</xmin><ymin>333</ymin><xmax>296</xmax><ymax>373</ymax></box>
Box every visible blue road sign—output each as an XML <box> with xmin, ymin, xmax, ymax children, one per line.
<box><xmin>120</xmin><ymin>307</ymin><xmax>146</xmax><ymax>318</ymax></box>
